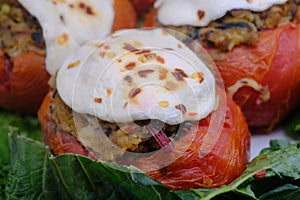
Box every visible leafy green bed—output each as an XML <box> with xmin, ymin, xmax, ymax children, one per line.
<box><xmin>1</xmin><ymin>112</ymin><xmax>299</xmax><ymax>200</ymax></box>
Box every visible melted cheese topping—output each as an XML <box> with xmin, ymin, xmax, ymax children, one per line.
<box><xmin>56</xmin><ymin>29</ymin><xmax>216</xmax><ymax>124</ymax></box>
<box><xmin>155</xmin><ymin>0</ymin><xmax>288</xmax><ymax>27</ymax></box>
<box><xmin>18</xmin><ymin>0</ymin><xmax>114</xmax><ymax>75</ymax></box>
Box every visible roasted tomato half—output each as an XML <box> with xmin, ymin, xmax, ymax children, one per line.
<box><xmin>144</xmin><ymin>9</ymin><xmax>300</xmax><ymax>133</ymax></box>
<box><xmin>38</xmin><ymin>89</ymin><xmax>250</xmax><ymax>190</ymax></box>
<box><xmin>205</xmin><ymin>22</ymin><xmax>300</xmax><ymax>133</ymax></box>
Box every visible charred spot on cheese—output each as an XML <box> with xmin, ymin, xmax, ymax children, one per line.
<box><xmin>138</xmin><ymin>69</ymin><xmax>155</xmax><ymax>77</ymax></box>
<box><xmin>138</xmin><ymin>55</ymin><xmax>148</xmax><ymax>63</ymax></box>
<box><xmin>78</xmin><ymin>2</ymin><xmax>95</xmax><ymax>15</ymax></box>
<box><xmin>123</xmin><ymin>43</ymin><xmax>138</xmax><ymax>52</ymax></box>
<box><xmin>57</xmin><ymin>33</ymin><xmax>69</xmax><ymax>45</ymax></box>
<box><xmin>159</xmin><ymin>68</ymin><xmax>168</xmax><ymax>80</ymax></box>
<box><xmin>135</xmin><ymin>49</ymin><xmax>151</xmax><ymax>55</ymax></box>
<box><xmin>94</xmin><ymin>98</ymin><xmax>102</xmax><ymax>104</ymax></box>
<box><xmin>104</xmin><ymin>45</ymin><xmax>110</xmax><ymax>50</ymax></box>
<box><xmin>144</xmin><ymin>53</ymin><xmax>157</xmax><ymax>61</ymax></box>
<box><xmin>129</xmin><ymin>88</ymin><xmax>142</xmax><ymax>98</ymax></box>
<box><xmin>197</xmin><ymin>10</ymin><xmax>205</xmax><ymax>20</ymax></box>
<box><xmin>123</xmin><ymin>102</ymin><xmax>128</xmax><ymax>109</ymax></box>
<box><xmin>106</xmin><ymin>89</ymin><xmax>112</xmax><ymax>97</ymax></box>
<box><xmin>125</xmin><ymin>62</ymin><xmax>136</xmax><ymax>70</ymax></box>
<box><xmin>191</xmin><ymin>72</ymin><xmax>205</xmax><ymax>83</ymax></box>
<box><xmin>162</xmin><ymin>29</ymin><xmax>169</xmax><ymax>36</ymax></box>
<box><xmin>156</xmin><ymin>55</ymin><xmax>165</xmax><ymax>64</ymax></box>
<box><xmin>159</xmin><ymin>101</ymin><xmax>169</xmax><ymax>108</ymax></box>
<box><xmin>175</xmin><ymin>104</ymin><xmax>187</xmax><ymax>114</ymax></box>
<box><xmin>124</xmin><ymin>75</ymin><xmax>133</xmax><ymax>83</ymax></box>
<box><xmin>67</xmin><ymin>60</ymin><xmax>81</xmax><ymax>69</ymax></box>
<box><xmin>172</xmin><ymin>68</ymin><xmax>188</xmax><ymax>81</ymax></box>
<box><xmin>99</xmin><ymin>52</ymin><xmax>105</xmax><ymax>58</ymax></box>
<box><xmin>188</xmin><ymin>112</ymin><xmax>198</xmax><ymax>117</ymax></box>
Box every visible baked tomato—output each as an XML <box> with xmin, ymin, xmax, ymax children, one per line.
<box><xmin>206</xmin><ymin>23</ymin><xmax>300</xmax><ymax>132</ymax></box>
<box><xmin>0</xmin><ymin>0</ymin><xmax>137</xmax><ymax>114</ymax></box>
<box><xmin>0</xmin><ymin>50</ymin><xmax>49</xmax><ymax>114</ymax></box>
<box><xmin>144</xmin><ymin>9</ymin><xmax>300</xmax><ymax>132</ymax></box>
<box><xmin>128</xmin><ymin>0</ymin><xmax>155</xmax><ymax>16</ymax></box>
<box><xmin>38</xmin><ymin>89</ymin><xmax>250</xmax><ymax>190</ymax></box>
<box><xmin>112</xmin><ymin>0</ymin><xmax>138</xmax><ymax>31</ymax></box>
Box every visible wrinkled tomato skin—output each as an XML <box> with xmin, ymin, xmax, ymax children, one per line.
<box><xmin>38</xmin><ymin>91</ymin><xmax>250</xmax><ymax>191</ymax></box>
<box><xmin>209</xmin><ymin>23</ymin><xmax>300</xmax><ymax>132</ymax></box>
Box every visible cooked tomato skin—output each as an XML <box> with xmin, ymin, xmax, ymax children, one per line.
<box><xmin>144</xmin><ymin>10</ymin><xmax>300</xmax><ymax>132</ymax></box>
<box><xmin>38</xmin><ymin>90</ymin><xmax>250</xmax><ymax>190</ymax></box>
<box><xmin>208</xmin><ymin>23</ymin><xmax>300</xmax><ymax>132</ymax></box>
<box><xmin>131</xmin><ymin>93</ymin><xmax>250</xmax><ymax>190</ymax></box>
<box><xmin>112</xmin><ymin>0</ymin><xmax>138</xmax><ymax>32</ymax></box>
<box><xmin>0</xmin><ymin>50</ymin><xmax>50</xmax><ymax>114</ymax></box>
<box><xmin>128</xmin><ymin>0</ymin><xmax>155</xmax><ymax>16</ymax></box>
<box><xmin>38</xmin><ymin>91</ymin><xmax>97</xmax><ymax>159</ymax></box>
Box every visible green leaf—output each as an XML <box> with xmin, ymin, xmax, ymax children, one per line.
<box><xmin>259</xmin><ymin>184</ymin><xmax>300</xmax><ymax>200</ymax></box>
<box><xmin>3</xmin><ymin>125</ymin><xmax>300</xmax><ymax>200</ymax></box>
<box><xmin>5</xmin><ymin>130</ymin><xmax>52</xmax><ymax>200</ymax></box>
<box><xmin>49</xmin><ymin>155</ymin><xmax>179</xmax><ymax>200</ymax></box>
<box><xmin>175</xmin><ymin>140</ymin><xmax>300</xmax><ymax>200</ymax></box>
<box><xmin>4</xmin><ymin>130</ymin><xmax>178</xmax><ymax>200</ymax></box>
<box><xmin>0</xmin><ymin>111</ymin><xmax>42</xmax><ymax>198</ymax></box>
<box><xmin>0</xmin><ymin>111</ymin><xmax>42</xmax><ymax>141</ymax></box>
<box><xmin>285</xmin><ymin>109</ymin><xmax>300</xmax><ymax>139</ymax></box>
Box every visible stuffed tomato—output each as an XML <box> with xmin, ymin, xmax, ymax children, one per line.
<box><xmin>0</xmin><ymin>0</ymin><xmax>137</xmax><ymax>114</ymax></box>
<box><xmin>38</xmin><ymin>28</ymin><xmax>250</xmax><ymax>190</ymax></box>
<box><xmin>143</xmin><ymin>0</ymin><xmax>300</xmax><ymax>132</ymax></box>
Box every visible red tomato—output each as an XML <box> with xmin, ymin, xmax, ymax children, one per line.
<box><xmin>0</xmin><ymin>0</ymin><xmax>137</xmax><ymax>114</ymax></box>
<box><xmin>38</xmin><ymin>90</ymin><xmax>250</xmax><ymax>190</ymax></box>
<box><xmin>208</xmin><ymin>23</ymin><xmax>300</xmax><ymax>132</ymax></box>
<box><xmin>0</xmin><ymin>50</ymin><xmax>50</xmax><ymax>114</ymax></box>
<box><xmin>112</xmin><ymin>0</ymin><xmax>138</xmax><ymax>32</ymax></box>
<box><xmin>128</xmin><ymin>0</ymin><xmax>155</xmax><ymax>16</ymax></box>
<box><xmin>143</xmin><ymin>9</ymin><xmax>300</xmax><ymax>132</ymax></box>
<box><xmin>131</xmin><ymin>92</ymin><xmax>250</xmax><ymax>190</ymax></box>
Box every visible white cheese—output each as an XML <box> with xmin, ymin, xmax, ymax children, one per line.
<box><xmin>56</xmin><ymin>29</ymin><xmax>216</xmax><ymax>124</ymax></box>
<box><xmin>17</xmin><ymin>0</ymin><xmax>114</xmax><ymax>75</ymax></box>
<box><xmin>155</xmin><ymin>0</ymin><xmax>288</xmax><ymax>27</ymax></box>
